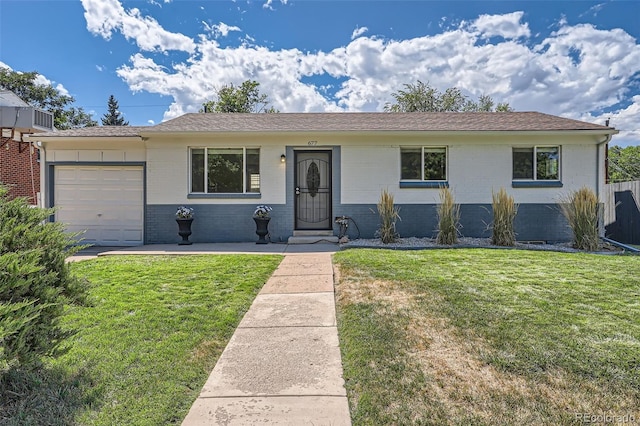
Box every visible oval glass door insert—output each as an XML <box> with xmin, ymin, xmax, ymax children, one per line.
<box><xmin>306</xmin><ymin>161</ymin><xmax>320</xmax><ymax>197</ymax></box>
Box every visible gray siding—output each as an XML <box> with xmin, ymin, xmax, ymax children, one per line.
<box><xmin>146</xmin><ymin>203</ymin><xmax>572</xmax><ymax>244</ymax></box>
<box><xmin>146</xmin><ymin>204</ymin><xmax>294</xmax><ymax>244</ymax></box>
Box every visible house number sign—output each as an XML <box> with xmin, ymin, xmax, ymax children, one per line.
<box><xmin>308</xmin><ymin>140</ymin><xmax>318</xmax><ymax>146</ymax></box>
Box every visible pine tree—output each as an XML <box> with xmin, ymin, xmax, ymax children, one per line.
<box><xmin>101</xmin><ymin>95</ymin><xmax>129</xmax><ymax>126</ymax></box>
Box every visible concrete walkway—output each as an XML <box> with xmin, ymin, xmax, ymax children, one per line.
<box><xmin>72</xmin><ymin>244</ymin><xmax>351</xmax><ymax>425</ymax></box>
<box><xmin>181</xmin><ymin>249</ymin><xmax>351</xmax><ymax>425</ymax></box>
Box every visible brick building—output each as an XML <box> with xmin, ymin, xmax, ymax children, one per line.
<box><xmin>0</xmin><ymin>134</ymin><xmax>40</xmax><ymax>204</ymax></box>
<box><xmin>0</xmin><ymin>91</ymin><xmax>53</xmax><ymax>205</ymax></box>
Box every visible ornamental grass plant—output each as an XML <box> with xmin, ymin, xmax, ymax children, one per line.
<box><xmin>436</xmin><ymin>186</ymin><xmax>460</xmax><ymax>245</ymax></box>
<box><xmin>491</xmin><ymin>188</ymin><xmax>518</xmax><ymax>246</ymax></box>
<box><xmin>375</xmin><ymin>189</ymin><xmax>400</xmax><ymax>244</ymax></box>
<box><xmin>560</xmin><ymin>187</ymin><xmax>600</xmax><ymax>251</ymax></box>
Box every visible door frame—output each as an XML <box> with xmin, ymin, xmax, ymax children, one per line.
<box><xmin>294</xmin><ymin>149</ymin><xmax>333</xmax><ymax>230</ymax></box>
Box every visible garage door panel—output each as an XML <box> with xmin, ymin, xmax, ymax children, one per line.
<box><xmin>56</xmin><ymin>168</ymin><xmax>80</xmax><ymax>182</ymax></box>
<box><xmin>55</xmin><ymin>166</ymin><xmax>144</xmax><ymax>246</ymax></box>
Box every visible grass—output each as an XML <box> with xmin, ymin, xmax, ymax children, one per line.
<box><xmin>0</xmin><ymin>254</ymin><xmax>282</xmax><ymax>426</ymax></box>
<box><xmin>334</xmin><ymin>249</ymin><xmax>640</xmax><ymax>425</ymax></box>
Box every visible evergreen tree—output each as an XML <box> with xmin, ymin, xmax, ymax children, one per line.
<box><xmin>101</xmin><ymin>95</ymin><xmax>129</xmax><ymax>126</ymax></box>
<box><xmin>0</xmin><ymin>185</ymin><xmax>87</xmax><ymax>366</ymax></box>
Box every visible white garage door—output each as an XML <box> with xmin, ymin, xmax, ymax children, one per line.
<box><xmin>55</xmin><ymin>165</ymin><xmax>144</xmax><ymax>246</ymax></box>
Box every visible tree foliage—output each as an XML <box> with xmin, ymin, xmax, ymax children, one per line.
<box><xmin>101</xmin><ymin>95</ymin><xmax>129</xmax><ymax>126</ymax></box>
<box><xmin>0</xmin><ymin>68</ymin><xmax>97</xmax><ymax>130</ymax></box>
<box><xmin>608</xmin><ymin>145</ymin><xmax>640</xmax><ymax>183</ymax></box>
<box><xmin>0</xmin><ymin>186</ymin><xmax>87</xmax><ymax>367</ymax></box>
<box><xmin>201</xmin><ymin>80</ymin><xmax>277</xmax><ymax>113</ymax></box>
<box><xmin>385</xmin><ymin>80</ymin><xmax>512</xmax><ymax>112</ymax></box>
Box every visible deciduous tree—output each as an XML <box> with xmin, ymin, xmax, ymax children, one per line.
<box><xmin>201</xmin><ymin>80</ymin><xmax>277</xmax><ymax>113</ymax></box>
<box><xmin>0</xmin><ymin>68</ymin><xmax>97</xmax><ymax>129</ymax></box>
<box><xmin>385</xmin><ymin>80</ymin><xmax>512</xmax><ymax>112</ymax></box>
<box><xmin>608</xmin><ymin>145</ymin><xmax>640</xmax><ymax>182</ymax></box>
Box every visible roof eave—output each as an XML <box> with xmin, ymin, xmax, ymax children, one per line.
<box><xmin>139</xmin><ymin>129</ymin><xmax>617</xmax><ymax>137</ymax></box>
<box><xmin>27</xmin><ymin>135</ymin><xmax>145</xmax><ymax>142</ymax></box>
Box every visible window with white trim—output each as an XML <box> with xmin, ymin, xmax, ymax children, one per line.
<box><xmin>190</xmin><ymin>148</ymin><xmax>260</xmax><ymax>193</ymax></box>
<box><xmin>401</xmin><ymin>147</ymin><xmax>447</xmax><ymax>181</ymax></box>
<box><xmin>512</xmin><ymin>146</ymin><xmax>560</xmax><ymax>180</ymax></box>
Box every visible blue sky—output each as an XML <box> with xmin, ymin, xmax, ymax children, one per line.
<box><xmin>1</xmin><ymin>0</ymin><xmax>639</xmax><ymax>146</ymax></box>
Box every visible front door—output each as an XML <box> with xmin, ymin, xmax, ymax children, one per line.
<box><xmin>295</xmin><ymin>151</ymin><xmax>332</xmax><ymax>230</ymax></box>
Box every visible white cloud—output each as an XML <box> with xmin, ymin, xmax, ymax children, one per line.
<box><xmin>580</xmin><ymin>2</ymin><xmax>606</xmax><ymax>18</ymax></box>
<box><xmin>580</xmin><ymin>96</ymin><xmax>640</xmax><ymax>147</ymax></box>
<box><xmin>351</xmin><ymin>26</ymin><xmax>368</xmax><ymax>40</ymax></box>
<box><xmin>147</xmin><ymin>119</ymin><xmax>155</xmax><ymax>125</ymax></box>
<box><xmin>263</xmin><ymin>0</ymin><xmax>288</xmax><ymax>10</ymax></box>
<box><xmin>81</xmin><ymin>0</ymin><xmax>195</xmax><ymax>53</ymax></box>
<box><xmin>89</xmin><ymin>1</ymin><xmax>638</xmax><ymax>144</ymax></box>
<box><xmin>96</xmin><ymin>65</ymin><xmax>104</xmax><ymax>72</ymax></box>
<box><xmin>203</xmin><ymin>21</ymin><xmax>242</xmax><ymax>38</ymax></box>
<box><xmin>472</xmin><ymin>11</ymin><xmax>531</xmax><ymax>39</ymax></box>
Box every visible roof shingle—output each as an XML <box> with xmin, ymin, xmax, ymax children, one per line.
<box><xmin>33</xmin><ymin>112</ymin><xmax>614</xmax><ymax>138</ymax></box>
<box><xmin>145</xmin><ymin>112</ymin><xmax>613</xmax><ymax>133</ymax></box>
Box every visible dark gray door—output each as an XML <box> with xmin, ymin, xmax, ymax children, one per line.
<box><xmin>295</xmin><ymin>151</ymin><xmax>332</xmax><ymax>230</ymax></box>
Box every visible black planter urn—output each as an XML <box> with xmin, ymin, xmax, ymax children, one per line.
<box><xmin>253</xmin><ymin>217</ymin><xmax>270</xmax><ymax>244</ymax></box>
<box><xmin>176</xmin><ymin>218</ymin><xmax>193</xmax><ymax>245</ymax></box>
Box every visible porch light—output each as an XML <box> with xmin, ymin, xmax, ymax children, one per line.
<box><xmin>280</xmin><ymin>154</ymin><xmax>286</xmax><ymax>163</ymax></box>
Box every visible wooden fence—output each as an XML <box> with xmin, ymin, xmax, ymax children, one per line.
<box><xmin>604</xmin><ymin>180</ymin><xmax>640</xmax><ymax>244</ymax></box>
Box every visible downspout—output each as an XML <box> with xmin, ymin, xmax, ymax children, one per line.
<box><xmin>596</xmin><ymin>133</ymin><xmax>613</xmax><ymax>237</ymax></box>
<box><xmin>34</xmin><ymin>139</ymin><xmax>46</xmax><ymax>208</ymax></box>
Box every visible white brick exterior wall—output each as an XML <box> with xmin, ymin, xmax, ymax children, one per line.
<box><xmin>145</xmin><ymin>135</ymin><xmax>287</xmax><ymax>205</ymax></box>
<box><xmin>42</xmin><ymin>131</ymin><xmax>607</xmax><ymax>208</ymax></box>
<box><xmin>339</xmin><ymin>133</ymin><xmax>603</xmax><ymax>204</ymax></box>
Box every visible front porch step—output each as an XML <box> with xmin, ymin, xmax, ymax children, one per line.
<box><xmin>292</xmin><ymin>230</ymin><xmax>334</xmax><ymax>237</ymax></box>
<box><xmin>288</xmin><ymin>235</ymin><xmax>339</xmax><ymax>244</ymax></box>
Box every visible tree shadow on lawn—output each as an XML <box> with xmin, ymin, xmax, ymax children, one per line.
<box><xmin>0</xmin><ymin>363</ymin><xmax>98</xmax><ymax>426</ymax></box>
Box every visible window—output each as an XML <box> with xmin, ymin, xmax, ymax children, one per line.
<box><xmin>513</xmin><ymin>146</ymin><xmax>560</xmax><ymax>180</ymax></box>
<box><xmin>401</xmin><ymin>147</ymin><xmax>447</xmax><ymax>181</ymax></box>
<box><xmin>190</xmin><ymin>147</ymin><xmax>260</xmax><ymax>193</ymax></box>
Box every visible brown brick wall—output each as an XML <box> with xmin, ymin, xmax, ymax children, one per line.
<box><xmin>0</xmin><ymin>138</ymin><xmax>40</xmax><ymax>205</ymax></box>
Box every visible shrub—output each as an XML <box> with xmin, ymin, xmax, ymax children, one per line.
<box><xmin>560</xmin><ymin>187</ymin><xmax>600</xmax><ymax>251</ymax></box>
<box><xmin>375</xmin><ymin>189</ymin><xmax>401</xmax><ymax>244</ymax></box>
<box><xmin>0</xmin><ymin>186</ymin><xmax>86</xmax><ymax>367</ymax></box>
<box><xmin>436</xmin><ymin>186</ymin><xmax>460</xmax><ymax>245</ymax></box>
<box><xmin>491</xmin><ymin>188</ymin><xmax>518</xmax><ymax>246</ymax></box>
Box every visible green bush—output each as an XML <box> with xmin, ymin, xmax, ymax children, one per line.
<box><xmin>560</xmin><ymin>187</ymin><xmax>600</xmax><ymax>251</ymax></box>
<box><xmin>375</xmin><ymin>189</ymin><xmax>401</xmax><ymax>244</ymax></box>
<box><xmin>436</xmin><ymin>186</ymin><xmax>460</xmax><ymax>245</ymax></box>
<box><xmin>0</xmin><ymin>186</ymin><xmax>86</xmax><ymax>367</ymax></box>
<box><xmin>491</xmin><ymin>188</ymin><xmax>518</xmax><ymax>246</ymax></box>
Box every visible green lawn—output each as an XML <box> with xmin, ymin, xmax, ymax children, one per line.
<box><xmin>0</xmin><ymin>254</ymin><xmax>282</xmax><ymax>426</ymax></box>
<box><xmin>334</xmin><ymin>249</ymin><xmax>640</xmax><ymax>425</ymax></box>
